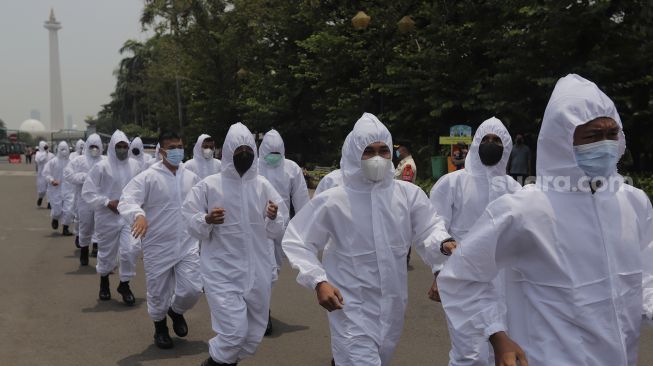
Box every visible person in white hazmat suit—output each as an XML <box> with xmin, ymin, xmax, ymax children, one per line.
<box><xmin>82</xmin><ymin>130</ymin><xmax>142</xmax><ymax>305</ymax></box>
<box><xmin>314</xmin><ymin>169</ymin><xmax>343</xmax><ymax>196</ymax></box>
<box><xmin>70</xmin><ymin>139</ymin><xmax>85</xmax><ymax>160</ymax></box>
<box><xmin>282</xmin><ymin>113</ymin><xmax>455</xmax><ymax>366</ymax></box>
<box><xmin>35</xmin><ymin>141</ymin><xmax>54</xmax><ymax>207</ymax></box>
<box><xmin>182</xmin><ymin>122</ymin><xmax>287</xmax><ymax>366</ymax></box>
<box><xmin>185</xmin><ymin>134</ymin><xmax>222</xmax><ymax>179</ymax></box>
<box><xmin>119</xmin><ymin>131</ymin><xmax>203</xmax><ymax>350</ymax></box>
<box><xmin>43</xmin><ymin>141</ymin><xmax>74</xmax><ymax>236</ymax></box>
<box><xmin>428</xmin><ymin>117</ymin><xmax>521</xmax><ymax>366</ymax></box>
<box><xmin>67</xmin><ymin>138</ymin><xmax>86</xmax><ymax>241</ymax></box>
<box><xmin>438</xmin><ymin>74</ymin><xmax>653</xmax><ymax>366</ymax></box>
<box><xmin>257</xmin><ymin>129</ymin><xmax>310</xmax><ymax>334</ymax></box>
<box><xmin>64</xmin><ymin>134</ymin><xmax>105</xmax><ymax>265</ymax></box>
<box><xmin>148</xmin><ymin>143</ymin><xmax>162</xmax><ymax>168</ymax></box>
<box><xmin>129</xmin><ymin>136</ymin><xmax>153</xmax><ymax>171</ymax></box>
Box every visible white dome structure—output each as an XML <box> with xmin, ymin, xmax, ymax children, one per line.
<box><xmin>19</xmin><ymin>119</ymin><xmax>47</xmax><ymax>133</ymax></box>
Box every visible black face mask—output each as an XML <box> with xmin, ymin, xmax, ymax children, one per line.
<box><xmin>478</xmin><ymin>143</ymin><xmax>503</xmax><ymax>166</ymax></box>
<box><xmin>233</xmin><ymin>150</ymin><xmax>254</xmax><ymax>176</ymax></box>
<box><xmin>131</xmin><ymin>148</ymin><xmax>141</xmax><ymax>156</ymax></box>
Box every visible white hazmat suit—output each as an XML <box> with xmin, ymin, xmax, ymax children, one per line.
<box><xmin>70</xmin><ymin>139</ymin><xmax>85</xmax><ymax>160</ymax></box>
<box><xmin>438</xmin><ymin>74</ymin><xmax>653</xmax><ymax>366</ymax></box>
<box><xmin>430</xmin><ymin>117</ymin><xmax>520</xmax><ymax>366</ymax></box>
<box><xmin>82</xmin><ymin>130</ymin><xmax>142</xmax><ymax>281</ymax></box>
<box><xmin>119</xmin><ymin>161</ymin><xmax>202</xmax><ymax>321</ymax></box>
<box><xmin>183</xmin><ymin>122</ymin><xmax>287</xmax><ymax>364</ymax></box>
<box><xmin>129</xmin><ymin>137</ymin><xmax>153</xmax><ymax>171</ymax></box>
<box><xmin>258</xmin><ymin>129</ymin><xmax>310</xmax><ymax>279</ymax></box>
<box><xmin>184</xmin><ymin>134</ymin><xmax>222</xmax><ymax>179</ymax></box>
<box><xmin>35</xmin><ymin>141</ymin><xmax>54</xmax><ymax>200</ymax></box>
<box><xmin>282</xmin><ymin>113</ymin><xmax>452</xmax><ymax>366</ymax></box>
<box><xmin>43</xmin><ymin>141</ymin><xmax>74</xmax><ymax>226</ymax></box>
<box><xmin>64</xmin><ymin>134</ymin><xmax>105</xmax><ymax>247</ymax></box>
<box><xmin>314</xmin><ymin>169</ymin><xmax>343</xmax><ymax>196</ymax></box>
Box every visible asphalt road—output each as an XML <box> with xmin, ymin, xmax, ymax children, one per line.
<box><xmin>0</xmin><ymin>159</ymin><xmax>651</xmax><ymax>366</ymax></box>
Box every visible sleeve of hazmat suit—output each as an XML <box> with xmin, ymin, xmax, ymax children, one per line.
<box><xmin>641</xmin><ymin>196</ymin><xmax>653</xmax><ymax>321</ymax></box>
<box><xmin>117</xmin><ymin>171</ymin><xmax>147</xmax><ymax>224</ymax></box>
<box><xmin>64</xmin><ymin>156</ymin><xmax>88</xmax><ymax>186</ymax></box>
<box><xmin>82</xmin><ymin>163</ymin><xmax>110</xmax><ymax>209</ymax></box>
<box><xmin>288</xmin><ymin>162</ymin><xmax>310</xmax><ymax>213</ymax></box>
<box><xmin>183</xmin><ymin>180</ymin><xmax>215</xmax><ymax>242</ymax></box>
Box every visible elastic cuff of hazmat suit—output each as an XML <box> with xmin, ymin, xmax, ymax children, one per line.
<box><xmin>484</xmin><ymin>323</ymin><xmax>507</xmax><ymax>339</ymax></box>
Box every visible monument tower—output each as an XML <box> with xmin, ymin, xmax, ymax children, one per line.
<box><xmin>44</xmin><ymin>9</ymin><xmax>64</xmax><ymax>132</ymax></box>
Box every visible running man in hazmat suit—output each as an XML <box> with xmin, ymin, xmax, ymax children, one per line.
<box><xmin>282</xmin><ymin>113</ymin><xmax>455</xmax><ymax>366</ymax></box>
<box><xmin>185</xmin><ymin>134</ymin><xmax>222</xmax><ymax>179</ymax></box>
<box><xmin>35</xmin><ymin>141</ymin><xmax>54</xmax><ymax>207</ymax></box>
<box><xmin>438</xmin><ymin>74</ymin><xmax>653</xmax><ymax>366</ymax></box>
<box><xmin>43</xmin><ymin>141</ymin><xmax>74</xmax><ymax>235</ymax></box>
<box><xmin>64</xmin><ymin>134</ymin><xmax>105</xmax><ymax>266</ymax></box>
<box><xmin>82</xmin><ymin>130</ymin><xmax>142</xmax><ymax>305</ymax></box>
<box><xmin>429</xmin><ymin>117</ymin><xmax>521</xmax><ymax>366</ymax></box>
<box><xmin>182</xmin><ymin>122</ymin><xmax>287</xmax><ymax>366</ymax></box>
<box><xmin>119</xmin><ymin>131</ymin><xmax>203</xmax><ymax>350</ymax></box>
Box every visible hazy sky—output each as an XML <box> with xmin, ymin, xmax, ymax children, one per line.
<box><xmin>0</xmin><ymin>0</ymin><xmax>149</xmax><ymax>130</ymax></box>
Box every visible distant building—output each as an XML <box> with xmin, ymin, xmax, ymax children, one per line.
<box><xmin>30</xmin><ymin>109</ymin><xmax>41</xmax><ymax>121</ymax></box>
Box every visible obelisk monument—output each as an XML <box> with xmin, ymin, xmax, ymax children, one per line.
<box><xmin>44</xmin><ymin>9</ymin><xmax>64</xmax><ymax>132</ymax></box>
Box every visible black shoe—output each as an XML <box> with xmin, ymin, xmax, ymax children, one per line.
<box><xmin>91</xmin><ymin>243</ymin><xmax>98</xmax><ymax>257</ymax></box>
<box><xmin>47</xmin><ymin>203</ymin><xmax>51</xmax><ymax>209</ymax></box>
<box><xmin>99</xmin><ymin>275</ymin><xmax>111</xmax><ymax>300</ymax></box>
<box><xmin>51</xmin><ymin>219</ymin><xmax>59</xmax><ymax>230</ymax></box>
<box><xmin>75</xmin><ymin>236</ymin><xmax>80</xmax><ymax>248</ymax></box>
<box><xmin>264</xmin><ymin>310</ymin><xmax>273</xmax><ymax>336</ymax></box>
<box><xmin>167</xmin><ymin>307</ymin><xmax>188</xmax><ymax>337</ymax></box>
<box><xmin>62</xmin><ymin>225</ymin><xmax>73</xmax><ymax>236</ymax></box>
<box><xmin>37</xmin><ymin>198</ymin><xmax>43</xmax><ymax>207</ymax></box>
<box><xmin>200</xmin><ymin>357</ymin><xmax>236</xmax><ymax>366</ymax></box>
<box><xmin>117</xmin><ymin>281</ymin><xmax>135</xmax><ymax>306</ymax></box>
<box><xmin>80</xmin><ymin>247</ymin><xmax>89</xmax><ymax>266</ymax></box>
<box><xmin>154</xmin><ymin>319</ymin><xmax>174</xmax><ymax>349</ymax></box>
<box><xmin>331</xmin><ymin>359</ymin><xmax>335</xmax><ymax>366</ymax></box>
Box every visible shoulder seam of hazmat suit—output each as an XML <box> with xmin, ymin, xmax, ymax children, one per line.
<box><xmin>463</xmin><ymin>116</ymin><xmax>513</xmax><ymax>178</ymax></box>
<box><xmin>342</xmin><ymin>113</ymin><xmax>394</xmax><ymax>192</ymax></box>
<box><xmin>221</xmin><ymin>123</ymin><xmax>258</xmax><ymax>180</ymax></box>
<box><xmin>536</xmin><ymin>74</ymin><xmax>625</xmax><ymax>192</ymax></box>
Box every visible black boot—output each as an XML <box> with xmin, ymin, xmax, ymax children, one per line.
<box><xmin>47</xmin><ymin>202</ymin><xmax>51</xmax><ymax>209</ymax></box>
<box><xmin>62</xmin><ymin>225</ymin><xmax>73</xmax><ymax>236</ymax></box>
<box><xmin>99</xmin><ymin>275</ymin><xmax>111</xmax><ymax>300</ymax></box>
<box><xmin>153</xmin><ymin>318</ymin><xmax>174</xmax><ymax>349</ymax></box>
<box><xmin>75</xmin><ymin>235</ymin><xmax>80</xmax><ymax>248</ymax></box>
<box><xmin>117</xmin><ymin>281</ymin><xmax>135</xmax><ymax>306</ymax></box>
<box><xmin>331</xmin><ymin>359</ymin><xmax>336</xmax><ymax>366</ymax></box>
<box><xmin>201</xmin><ymin>357</ymin><xmax>237</xmax><ymax>366</ymax></box>
<box><xmin>80</xmin><ymin>246</ymin><xmax>89</xmax><ymax>266</ymax></box>
<box><xmin>167</xmin><ymin>307</ymin><xmax>188</xmax><ymax>337</ymax></box>
<box><xmin>91</xmin><ymin>243</ymin><xmax>98</xmax><ymax>257</ymax></box>
<box><xmin>264</xmin><ymin>309</ymin><xmax>273</xmax><ymax>336</ymax></box>
<box><xmin>37</xmin><ymin>197</ymin><xmax>43</xmax><ymax>207</ymax></box>
<box><xmin>51</xmin><ymin>219</ymin><xmax>59</xmax><ymax>230</ymax></box>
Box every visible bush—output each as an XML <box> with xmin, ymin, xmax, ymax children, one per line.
<box><xmin>628</xmin><ymin>172</ymin><xmax>653</xmax><ymax>199</ymax></box>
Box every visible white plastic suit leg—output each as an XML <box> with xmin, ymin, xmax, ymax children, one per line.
<box><xmin>37</xmin><ymin>176</ymin><xmax>47</xmax><ymax>197</ymax></box>
<box><xmin>118</xmin><ymin>224</ymin><xmax>140</xmax><ymax>282</ymax></box>
<box><xmin>329</xmin><ymin>311</ymin><xmax>382</xmax><ymax>366</ymax></box>
<box><xmin>50</xmin><ymin>199</ymin><xmax>63</xmax><ymax>221</ymax></box>
<box><xmin>170</xmin><ymin>251</ymin><xmax>202</xmax><ymax>315</ymax></box>
<box><xmin>96</xmin><ymin>226</ymin><xmax>121</xmax><ymax>276</ymax></box>
<box><xmin>446</xmin><ymin>316</ymin><xmax>491</xmax><ymax>366</ymax></box>
<box><xmin>206</xmin><ymin>284</ymin><xmax>271</xmax><ymax>364</ymax></box>
<box><xmin>77</xmin><ymin>208</ymin><xmax>94</xmax><ymax>247</ymax></box>
<box><xmin>270</xmin><ymin>238</ymin><xmax>283</xmax><ymax>283</ymax></box>
<box><xmin>144</xmin><ymin>263</ymin><xmax>175</xmax><ymax>321</ymax></box>
<box><xmin>61</xmin><ymin>192</ymin><xmax>75</xmax><ymax>226</ymax></box>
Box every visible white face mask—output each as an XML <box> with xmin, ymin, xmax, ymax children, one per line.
<box><xmin>361</xmin><ymin>156</ymin><xmax>390</xmax><ymax>182</ymax></box>
<box><xmin>89</xmin><ymin>147</ymin><xmax>100</xmax><ymax>157</ymax></box>
<box><xmin>202</xmin><ymin>148</ymin><xmax>214</xmax><ymax>159</ymax></box>
<box><xmin>60</xmin><ymin>149</ymin><xmax>70</xmax><ymax>158</ymax></box>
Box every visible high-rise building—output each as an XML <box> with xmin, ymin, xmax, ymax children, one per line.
<box><xmin>44</xmin><ymin>9</ymin><xmax>64</xmax><ymax>132</ymax></box>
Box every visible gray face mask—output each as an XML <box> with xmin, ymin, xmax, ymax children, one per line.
<box><xmin>115</xmin><ymin>147</ymin><xmax>129</xmax><ymax>161</ymax></box>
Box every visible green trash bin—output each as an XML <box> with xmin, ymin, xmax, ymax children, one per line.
<box><xmin>431</xmin><ymin>156</ymin><xmax>447</xmax><ymax>180</ymax></box>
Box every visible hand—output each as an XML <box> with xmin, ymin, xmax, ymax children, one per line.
<box><xmin>428</xmin><ymin>273</ymin><xmax>441</xmax><ymax>302</ymax></box>
<box><xmin>205</xmin><ymin>207</ymin><xmax>225</xmax><ymax>225</ymax></box>
<box><xmin>107</xmin><ymin>200</ymin><xmax>119</xmax><ymax>214</ymax></box>
<box><xmin>443</xmin><ymin>240</ymin><xmax>457</xmax><ymax>254</ymax></box>
<box><xmin>131</xmin><ymin>215</ymin><xmax>148</xmax><ymax>239</ymax></box>
<box><xmin>266</xmin><ymin>200</ymin><xmax>278</xmax><ymax>220</ymax></box>
<box><xmin>51</xmin><ymin>180</ymin><xmax>60</xmax><ymax>186</ymax></box>
<box><xmin>315</xmin><ymin>281</ymin><xmax>344</xmax><ymax>312</ymax></box>
<box><xmin>490</xmin><ymin>332</ymin><xmax>528</xmax><ymax>366</ymax></box>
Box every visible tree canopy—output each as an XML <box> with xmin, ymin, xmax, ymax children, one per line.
<box><xmin>96</xmin><ymin>0</ymin><xmax>653</xmax><ymax>172</ymax></box>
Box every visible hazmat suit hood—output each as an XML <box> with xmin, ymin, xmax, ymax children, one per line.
<box><xmin>537</xmin><ymin>74</ymin><xmax>625</xmax><ymax>191</ymax></box>
<box><xmin>56</xmin><ymin>141</ymin><xmax>70</xmax><ymax>159</ymax></box>
<box><xmin>129</xmin><ymin>137</ymin><xmax>145</xmax><ymax>159</ymax></box>
<box><xmin>84</xmin><ymin>133</ymin><xmax>104</xmax><ymax>161</ymax></box>
<box><xmin>464</xmin><ymin>117</ymin><xmax>513</xmax><ymax>178</ymax></box>
<box><xmin>36</xmin><ymin>141</ymin><xmax>49</xmax><ymax>156</ymax></box>
<box><xmin>341</xmin><ymin>113</ymin><xmax>393</xmax><ymax>191</ymax></box>
<box><xmin>221</xmin><ymin>123</ymin><xmax>258</xmax><ymax>180</ymax></box>
<box><xmin>108</xmin><ymin>130</ymin><xmax>130</xmax><ymax>166</ymax></box>
<box><xmin>192</xmin><ymin>134</ymin><xmax>213</xmax><ymax>159</ymax></box>
<box><xmin>154</xmin><ymin>143</ymin><xmax>160</xmax><ymax>160</ymax></box>
<box><xmin>258</xmin><ymin>129</ymin><xmax>285</xmax><ymax>168</ymax></box>
<box><xmin>75</xmin><ymin>139</ymin><xmax>84</xmax><ymax>153</ymax></box>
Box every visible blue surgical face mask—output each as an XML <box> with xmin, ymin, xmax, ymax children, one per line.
<box><xmin>264</xmin><ymin>153</ymin><xmax>283</xmax><ymax>167</ymax></box>
<box><xmin>164</xmin><ymin>148</ymin><xmax>184</xmax><ymax>166</ymax></box>
<box><xmin>573</xmin><ymin>140</ymin><xmax>620</xmax><ymax>178</ymax></box>
<box><xmin>395</xmin><ymin>150</ymin><xmax>401</xmax><ymax>158</ymax></box>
